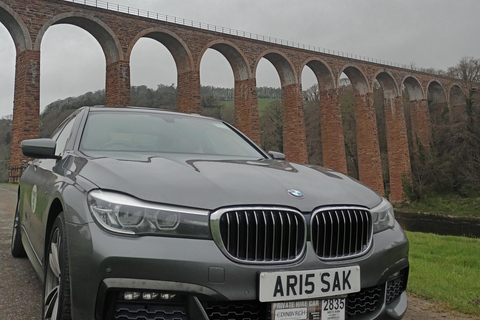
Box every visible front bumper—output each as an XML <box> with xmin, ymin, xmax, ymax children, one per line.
<box><xmin>65</xmin><ymin>220</ymin><xmax>409</xmax><ymax>320</ymax></box>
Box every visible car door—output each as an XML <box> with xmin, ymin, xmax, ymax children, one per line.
<box><xmin>25</xmin><ymin>115</ymin><xmax>77</xmax><ymax>263</ymax></box>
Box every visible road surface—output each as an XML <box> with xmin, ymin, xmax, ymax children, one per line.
<box><xmin>0</xmin><ymin>183</ymin><xmax>42</xmax><ymax>319</ymax></box>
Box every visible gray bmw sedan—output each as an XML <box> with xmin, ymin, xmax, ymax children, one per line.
<box><xmin>11</xmin><ymin>106</ymin><xmax>409</xmax><ymax>320</ymax></box>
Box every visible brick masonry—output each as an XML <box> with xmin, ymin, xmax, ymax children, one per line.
<box><xmin>282</xmin><ymin>83</ymin><xmax>308</xmax><ymax>163</ymax></box>
<box><xmin>1</xmin><ymin>0</ymin><xmax>469</xmax><ymax>201</ymax></box>
<box><xmin>177</xmin><ymin>70</ymin><xmax>201</xmax><ymax>114</ymax></box>
<box><xmin>410</xmin><ymin>99</ymin><xmax>432</xmax><ymax>151</ymax></box>
<box><xmin>234</xmin><ymin>78</ymin><xmax>260</xmax><ymax>145</ymax></box>
<box><xmin>9</xmin><ymin>50</ymin><xmax>40</xmax><ymax>169</ymax></box>
<box><xmin>355</xmin><ymin>91</ymin><xmax>385</xmax><ymax>196</ymax></box>
<box><xmin>385</xmin><ymin>97</ymin><xmax>412</xmax><ymax>203</ymax></box>
<box><xmin>320</xmin><ymin>88</ymin><xmax>347</xmax><ymax>174</ymax></box>
<box><xmin>105</xmin><ymin>60</ymin><xmax>131</xmax><ymax>106</ymax></box>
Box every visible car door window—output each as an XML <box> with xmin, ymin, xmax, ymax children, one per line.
<box><xmin>55</xmin><ymin>118</ymin><xmax>75</xmax><ymax>156</ymax></box>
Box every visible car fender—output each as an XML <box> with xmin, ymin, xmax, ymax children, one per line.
<box><xmin>57</xmin><ymin>175</ymin><xmax>98</xmax><ymax>225</ymax></box>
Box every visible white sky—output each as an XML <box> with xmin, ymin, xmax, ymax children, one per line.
<box><xmin>0</xmin><ymin>0</ymin><xmax>479</xmax><ymax>118</ymax></box>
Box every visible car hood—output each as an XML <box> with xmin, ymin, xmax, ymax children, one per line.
<box><xmin>73</xmin><ymin>153</ymin><xmax>382</xmax><ymax>211</ymax></box>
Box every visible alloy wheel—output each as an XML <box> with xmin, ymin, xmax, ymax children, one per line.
<box><xmin>44</xmin><ymin>228</ymin><xmax>62</xmax><ymax>320</ymax></box>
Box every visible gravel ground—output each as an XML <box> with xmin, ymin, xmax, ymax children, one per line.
<box><xmin>0</xmin><ymin>184</ymin><xmax>42</xmax><ymax>319</ymax></box>
<box><xmin>0</xmin><ymin>183</ymin><xmax>477</xmax><ymax>320</ymax></box>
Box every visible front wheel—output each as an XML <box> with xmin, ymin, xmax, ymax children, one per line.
<box><xmin>11</xmin><ymin>201</ymin><xmax>26</xmax><ymax>258</ymax></box>
<box><xmin>43</xmin><ymin>213</ymin><xmax>71</xmax><ymax>320</ymax></box>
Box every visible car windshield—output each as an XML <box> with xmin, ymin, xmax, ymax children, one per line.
<box><xmin>79</xmin><ymin>110</ymin><xmax>265</xmax><ymax>158</ymax></box>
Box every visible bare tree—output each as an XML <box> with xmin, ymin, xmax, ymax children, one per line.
<box><xmin>303</xmin><ymin>83</ymin><xmax>319</xmax><ymax>101</ymax></box>
<box><xmin>448</xmin><ymin>56</ymin><xmax>480</xmax><ymax>118</ymax></box>
<box><xmin>260</xmin><ymin>100</ymin><xmax>283</xmax><ymax>153</ymax></box>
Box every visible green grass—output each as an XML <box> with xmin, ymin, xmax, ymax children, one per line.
<box><xmin>219</xmin><ymin>98</ymin><xmax>279</xmax><ymax>115</ymax></box>
<box><xmin>395</xmin><ymin>193</ymin><xmax>480</xmax><ymax>219</ymax></box>
<box><xmin>0</xmin><ymin>182</ymin><xmax>18</xmax><ymax>187</ymax></box>
<box><xmin>406</xmin><ymin>231</ymin><xmax>480</xmax><ymax>317</ymax></box>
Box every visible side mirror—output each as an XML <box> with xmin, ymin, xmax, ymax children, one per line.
<box><xmin>268</xmin><ymin>151</ymin><xmax>286</xmax><ymax>160</ymax></box>
<box><xmin>21</xmin><ymin>139</ymin><xmax>59</xmax><ymax>159</ymax></box>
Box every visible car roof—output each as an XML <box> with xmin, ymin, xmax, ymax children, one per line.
<box><xmin>84</xmin><ymin>105</ymin><xmax>219</xmax><ymax>122</ymax></box>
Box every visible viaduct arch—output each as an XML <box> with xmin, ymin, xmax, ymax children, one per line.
<box><xmin>1</xmin><ymin>0</ymin><xmax>469</xmax><ymax>203</ymax></box>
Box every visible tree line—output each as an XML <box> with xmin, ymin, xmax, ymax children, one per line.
<box><xmin>406</xmin><ymin>57</ymin><xmax>480</xmax><ymax>198</ymax></box>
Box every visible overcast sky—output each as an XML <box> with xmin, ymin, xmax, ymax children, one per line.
<box><xmin>0</xmin><ymin>0</ymin><xmax>479</xmax><ymax>118</ymax></box>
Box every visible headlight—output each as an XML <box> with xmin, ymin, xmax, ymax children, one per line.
<box><xmin>87</xmin><ymin>190</ymin><xmax>210</xmax><ymax>238</ymax></box>
<box><xmin>371</xmin><ymin>198</ymin><xmax>395</xmax><ymax>233</ymax></box>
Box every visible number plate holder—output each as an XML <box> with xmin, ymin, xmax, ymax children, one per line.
<box><xmin>271</xmin><ymin>298</ymin><xmax>346</xmax><ymax>320</ymax></box>
<box><xmin>259</xmin><ymin>266</ymin><xmax>360</xmax><ymax>302</ymax></box>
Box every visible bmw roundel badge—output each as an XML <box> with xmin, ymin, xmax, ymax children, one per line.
<box><xmin>287</xmin><ymin>189</ymin><xmax>305</xmax><ymax>199</ymax></box>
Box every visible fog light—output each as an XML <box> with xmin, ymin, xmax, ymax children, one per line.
<box><xmin>160</xmin><ymin>293</ymin><xmax>176</xmax><ymax>300</ymax></box>
<box><xmin>124</xmin><ymin>292</ymin><xmax>140</xmax><ymax>300</ymax></box>
<box><xmin>143</xmin><ymin>292</ymin><xmax>158</xmax><ymax>300</ymax></box>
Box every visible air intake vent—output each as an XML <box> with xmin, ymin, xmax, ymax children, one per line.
<box><xmin>311</xmin><ymin>207</ymin><xmax>373</xmax><ymax>260</ymax></box>
<box><xmin>347</xmin><ymin>285</ymin><xmax>383</xmax><ymax>318</ymax></box>
<box><xmin>211</xmin><ymin>208</ymin><xmax>306</xmax><ymax>264</ymax></box>
<box><xmin>202</xmin><ymin>301</ymin><xmax>268</xmax><ymax>320</ymax></box>
<box><xmin>386</xmin><ymin>268</ymin><xmax>409</xmax><ymax>304</ymax></box>
<box><xmin>114</xmin><ymin>302</ymin><xmax>188</xmax><ymax>320</ymax></box>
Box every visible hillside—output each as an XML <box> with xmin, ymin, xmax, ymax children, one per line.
<box><xmin>0</xmin><ymin>85</ymin><xmax>284</xmax><ymax>182</ymax></box>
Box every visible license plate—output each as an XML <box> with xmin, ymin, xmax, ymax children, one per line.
<box><xmin>271</xmin><ymin>298</ymin><xmax>346</xmax><ymax>320</ymax></box>
<box><xmin>259</xmin><ymin>266</ymin><xmax>360</xmax><ymax>302</ymax></box>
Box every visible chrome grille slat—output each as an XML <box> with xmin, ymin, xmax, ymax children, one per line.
<box><xmin>278</xmin><ymin>212</ymin><xmax>284</xmax><ymax>259</ymax></box>
<box><xmin>270</xmin><ymin>211</ymin><xmax>276</xmax><ymax>261</ymax></box>
<box><xmin>212</xmin><ymin>207</ymin><xmax>306</xmax><ymax>264</ymax></box>
<box><xmin>328</xmin><ymin>212</ymin><xmax>334</xmax><ymax>256</ymax></box>
<box><xmin>341</xmin><ymin>210</ymin><xmax>347</xmax><ymax>254</ymax></box>
<box><xmin>311</xmin><ymin>207</ymin><xmax>373</xmax><ymax>260</ymax></box>
<box><xmin>286</xmin><ymin>214</ymin><xmax>292</xmax><ymax>258</ymax></box>
<box><xmin>335</xmin><ymin>211</ymin><xmax>340</xmax><ymax>257</ymax></box>
<box><xmin>244</xmin><ymin>211</ymin><xmax>250</xmax><ymax>259</ymax></box>
<box><xmin>235</xmin><ymin>211</ymin><xmax>241</xmax><ymax>258</ymax></box>
<box><xmin>253</xmin><ymin>211</ymin><xmax>259</xmax><ymax>260</ymax></box>
<box><xmin>359</xmin><ymin>210</ymin><xmax>365</xmax><ymax>251</ymax></box>
<box><xmin>262</xmin><ymin>211</ymin><xmax>267</xmax><ymax>260</ymax></box>
<box><xmin>291</xmin><ymin>216</ymin><xmax>300</xmax><ymax>255</ymax></box>
<box><xmin>354</xmin><ymin>211</ymin><xmax>359</xmax><ymax>252</ymax></box>
<box><xmin>226</xmin><ymin>213</ymin><xmax>231</xmax><ymax>252</ymax></box>
<box><xmin>347</xmin><ymin>210</ymin><xmax>353</xmax><ymax>253</ymax></box>
<box><xmin>322</xmin><ymin>214</ymin><xmax>327</xmax><ymax>257</ymax></box>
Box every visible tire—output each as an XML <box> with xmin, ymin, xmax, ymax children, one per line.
<box><xmin>43</xmin><ymin>213</ymin><xmax>72</xmax><ymax>320</ymax></box>
<box><xmin>11</xmin><ymin>201</ymin><xmax>26</xmax><ymax>258</ymax></box>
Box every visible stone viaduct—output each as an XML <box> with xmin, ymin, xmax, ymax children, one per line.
<box><xmin>1</xmin><ymin>0</ymin><xmax>469</xmax><ymax>202</ymax></box>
